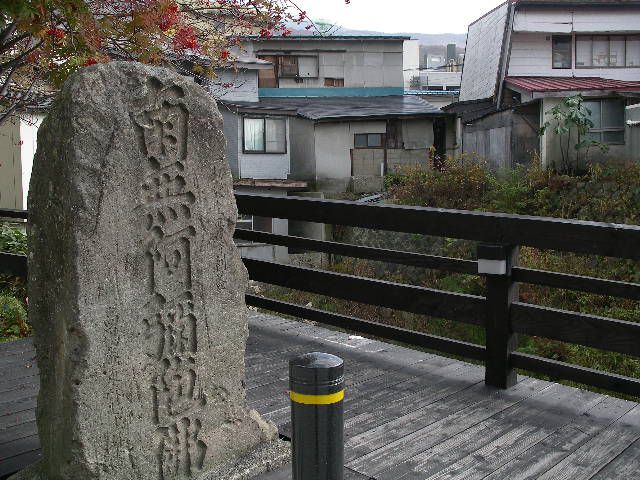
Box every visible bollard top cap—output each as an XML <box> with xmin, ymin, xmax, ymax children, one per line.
<box><xmin>289</xmin><ymin>352</ymin><xmax>344</xmax><ymax>387</ymax></box>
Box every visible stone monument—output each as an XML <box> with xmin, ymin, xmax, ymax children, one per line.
<box><xmin>13</xmin><ymin>62</ymin><xmax>287</xmax><ymax>480</ymax></box>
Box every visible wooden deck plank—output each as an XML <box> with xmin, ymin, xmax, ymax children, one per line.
<box><xmin>385</xmin><ymin>387</ymin><xmax>604</xmax><ymax>480</ymax></box>
<box><xmin>2</xmin><ymin>313</ymin><xmax>640</xmax><ymax>480</ymax></box>
<box><xmin>537</xmin><ymin>405</ymin><xmax>640</xmax><ymax>480</ymax></box>
<box><xmin>0</xmin><ymin>450</ymin><xmax>42</xmax><ymax>478</ymax></box>
<box><xmin>345</xmin><ymin>378</ymin><xmax>550</xmax><ymax>475</ymax></box>
<box><xmin>592</xmin><ymin>436</ymin><xmax>640</xmax><ymax>479</ymax></box>
<box><xmin>0</xmin><ymin>434</ymin><xmax>40</xmax><ymax>461</ymax></box>
<box><xmin>0</xmin><ymin>374</ymin><xmax>39</xmax><ymax>395</ymax></box>
<box><xmin>481</xmin><ymin>396</ymin><xmax>637</xmax><ymax>480</ymax></box>
<box><xmin>0</xmin><ymin>421</ymin><xmax>37</xmax><ymax>446</ymax></box>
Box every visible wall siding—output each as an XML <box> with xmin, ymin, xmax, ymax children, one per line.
<box><xmin>249</xmin><ymin>39</ymin><xmax>405</xmax><ymax>90</ymax></box>
<box><xmin>509</xmin><ymin>32</ymin><xmax>640</xmax><ymax>81</ymax></box>
<box><xmin>460</xmin><ymin>2</ymin><xmax>510</xmax><ymax>102</ymax></box>
<box><xmin>514</xmin><ymin>7</ymin><xmax>640</xmax><ymax>33</ymax></box>
<box><xmin>211</xmin><ymin>70</ymin><xmax>259</xmax><ymax>102</ymax></box>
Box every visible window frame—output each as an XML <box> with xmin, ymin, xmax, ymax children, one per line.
<box><xmin>278</xmin><ymin>56</ymin><xmax>299</xmax><ymax>78</ymax></box>
<box><xmin>324</xmin><ymin>77</ymin><xmax>345</xmax><ymax>87</ymax></box>
<box><xmin>242</xmin><ymin>116</ymin><xmax>288</xmax><ymax>155</ymax></box>
<box><xmin>584</xmin><ymin>98</ymin><xmax>626</xmax><ymax>145</ymax></box>
<box><xmin>575</xmin><ymin>35</ymin><xmax>640</xmax><ymax>69</ymax></box>
<box><xmin>354</xmin><ymin>133</ymin><xmax>386</xmax><ymax>149</ymax></box>
<box><xmin>552</xmin><ymin>35</ymin><xmax>573</xmax><ymax>70</ymax></box>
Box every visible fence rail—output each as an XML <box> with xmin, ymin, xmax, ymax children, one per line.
<box><xmin>2</xmin><ymin>193</ymin><xmax>640</xmax><ymax>397</ymax></box>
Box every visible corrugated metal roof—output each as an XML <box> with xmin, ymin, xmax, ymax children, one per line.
<box><xmin>505</xmin><ymin>76</ymin><xmax>640</xmax><ymax>93</ymax></box>
<box><xmin>222</xmin><ymin>96</ymin><xmax>445</xmax><ymax>121</ymax></box>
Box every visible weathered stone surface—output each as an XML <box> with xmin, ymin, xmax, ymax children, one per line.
<box><xmin>15</xmin><ymin>62</ymin><xmax>284</xmax><ymax>480</ymax></box>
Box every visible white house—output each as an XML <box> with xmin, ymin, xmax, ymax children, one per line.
<box><xmin>0</xmin><ymin>113</ymin><xmax>44</xmax><ymax>210</ymax></box>
<box><xmin>451</xmin><ymin>0</ymin><xmax>640</xmax><ymax>170</ymax></box>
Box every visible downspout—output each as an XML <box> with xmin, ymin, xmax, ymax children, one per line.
<box><xmin>496</xmin><ymin>1</ymin><xmax>516</xmax><ymax>108</ymax></box>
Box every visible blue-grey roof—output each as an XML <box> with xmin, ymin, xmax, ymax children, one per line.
<box><xmin>222</xmin><ymin>96</ymin><xmax>445</xmax><ymax>121</ymax></box>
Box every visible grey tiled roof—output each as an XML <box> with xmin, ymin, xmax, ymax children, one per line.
<box><xmin>222</xmin><ymin>95</ymin><xmax>446</xmax><ymax>121</ymax></box>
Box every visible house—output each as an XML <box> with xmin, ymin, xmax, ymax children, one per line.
<box><xmin>219</xmin><ymin>35</ymin><xmax>451</xmax><ymax>195</ymax></box>
<box><xmin>214</xmin><ymin>35</ymin><xmax>452</xmax><ymax>261</ymax></box>
<box><xmin>449</xmin><ymin>0</ymin><xmax>640</xmax><ymax>170</ymax></box>
<box><xmin>0</xmin><ymin>113</ymin><xmax>45</xmax><ymax>210</ymax></box>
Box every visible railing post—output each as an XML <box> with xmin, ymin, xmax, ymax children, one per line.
<box><xmin>478</xmin><ymin>244</ymin><xmax>519</xmax><ymax>389</ymax></box>
<box><xmin>289</xmin><ymin>352</ymin><xmax>344</xmax><ymax>480</ymax></box>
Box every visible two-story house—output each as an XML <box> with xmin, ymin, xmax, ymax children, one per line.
<box><xmin>214</xmin><ymin>35</ymin><xmax>452</xmax><ymax>261</ymax></box>
<box><xmin>219</xmin><ymin>35</ymin><xmax>451</xmax><ymax>195</ymax></box>
<box><xmin>448</xmin><ymin>0</ymin><xmax>640</xmax><ymax>170</ymax></box>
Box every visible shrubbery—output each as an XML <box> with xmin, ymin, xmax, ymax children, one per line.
<box><xmin>0</xmin><ymin>294</ymin><xmax>29</xmax><ymax>341</ymax></box>
<box><xmin>267</xmin><ymin>161</ymin><xmax>640</xmax><ymax>397</ymax></box>
<box><xmin>386</xmin><ymin>160</ymin><xmax>640</xmax><ymax>224</ymax></box>
<box><xmin>0</xmin><ymin>224</ymin><xmax>28</xmax><ymax>342</ymax></box>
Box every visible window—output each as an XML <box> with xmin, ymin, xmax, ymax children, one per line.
<box><xmin>257</xmin><ymin>55</ymin><xmax>278</xmax><ymax>88</ymax></box>
<box><xmin>324</xmin><ymin>78</ymin><xmax>345</xmax><ymax>87</ymax></box>
<box><xmin>257</xmin><ymin>55</ymin><xmax>319</xmax><ymax>86</ymax></box>
<box><xmin>243</xmin><ymin>117</ymin><xmax>287</xmax><ymax>153</ymax></box>
<box><xmin>576</xmin><ymin>36</ymin><xmax>640</xmax><ymax>68</ymax></box>
<box><xmin>279</xmin><ymin>56</ymin><xmax>299</xmax><ymax>77</ymax></box>
<box><xmin>354</xmin><ymin>133</ymin><xmax>384</xmax><ymax>149</ymax></box>
<box><xmin>627</xmin><ymin>35</ymin><xmax>640</xmax><ymax>67</ymax></box>
<box><xmin>552</xmin><ymin>35</ymin><xmax>572</xmax><ymax>69</ymax></box>
<box><xmin>584</xmin><ymin>99</ymin><xmax>626</xmax><ymax>144</ymax></box>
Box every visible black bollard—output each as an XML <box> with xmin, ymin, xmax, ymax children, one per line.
<box><xmin>289</xmin><ymin>352</ymin><xmax>344</xmax><ymax>480</ymax></box>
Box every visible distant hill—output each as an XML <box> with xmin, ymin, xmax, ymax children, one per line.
<box><xmin>291</xmin><ymin>26</ymin><xmax>467</xmax><ymax>47</ymax></box>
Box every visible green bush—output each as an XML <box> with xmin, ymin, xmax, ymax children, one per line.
<box><xmin>0</xmin><ymin>224</ymin><xmax>27</xmax><ymax>255</ymax></box>
<box><xmin>388</xmin><ymin>161</ymin><xmax>640</xmax><ymax>224</ymax></box>
<box><xmin>0</xmin><ymin>294</ymin><xmax>29</xmax><ymax>341</ymax></box>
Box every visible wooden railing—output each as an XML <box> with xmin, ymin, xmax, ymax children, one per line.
<box><xmin>2</xmin><ymin>194</ymin><xmax>640</xmax><ymax>397</ymax></box>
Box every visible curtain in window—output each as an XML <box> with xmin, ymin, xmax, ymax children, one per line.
<box><xmin>265</xmin><ymin>118</ymin><xmax>286</xmax><ymax>153</ymax></box>
<box><xmin>627</xmin><ymin>36</ymin><xmax>640</xmax><ymax>67</ymax></box>
<box><xmin>609</xmin><ymin>37</ymin><xmax>626</xmax><ymax>67</ymax></box>
<box><xmin>576</xmin><ymin>37</ymin><xmax>592</xmax><ymax>67</ymax></box>
<box><xmin>244</xmin><ymin>118</ymin><xmax>264</xmax><ymax>152</ymax></box>
<box><xmin>592</xmin><ymin>37</ymin><xmax>610</xmax><ymax>67</ymax></box>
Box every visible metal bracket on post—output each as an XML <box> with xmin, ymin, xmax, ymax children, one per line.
<box><xmin>289</xmin><ymin>352</ymin><xmax>345</xmax><ymax>480</ymax></box>
<box><xmin>478</xmin><ymin>243</ymin><xmax>519</xmax><ymax>389</ymax></box>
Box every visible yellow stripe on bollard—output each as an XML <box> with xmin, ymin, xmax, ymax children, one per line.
<box><xmin>289</xmin><ymin>390</ymin><xmax>345</xmax><ymax>405</ymax></box>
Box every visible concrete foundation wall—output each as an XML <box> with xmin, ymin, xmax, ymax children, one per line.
<box><xmin>387</xmin><ymin>149</ymin><xmax>430</xmax><ymax>172</ymax></box>
<box><xmin>352</xmin><ymin>149</ymin><xmax>384</xmax><ymax>176</ymax></box>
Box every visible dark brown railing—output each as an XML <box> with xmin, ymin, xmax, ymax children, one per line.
<box><xmin>2</xmin><ymin>193</ymin><xmax>640</xmax><ymax>396</ymax></box>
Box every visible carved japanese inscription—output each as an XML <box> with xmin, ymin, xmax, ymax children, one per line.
<box><xmin>134</xmin><ymin>78</ymin><xmax>206</xmax><ymax>480</ymax></box>
<box><xmin>19</xmin><ymin>62</ymin><xmax>285</xmax><ymax>480</ymax></box>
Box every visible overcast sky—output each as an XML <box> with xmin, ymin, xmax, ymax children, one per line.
<box><xmin>295</xmin><ymin>0</ymin><xmax>505</xmax><ymax>35</ymax></box>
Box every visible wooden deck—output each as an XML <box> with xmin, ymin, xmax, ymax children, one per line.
<box><xmin>3</xmin><ymin>313</ymin><xmax>640</xmax><ymax>479</ymax></box>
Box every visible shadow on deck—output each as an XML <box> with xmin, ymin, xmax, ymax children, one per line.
<box><xmin>2</xmin><ymin>312</ymin><xmax>640</xmax><ymax>480</ymax></box>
